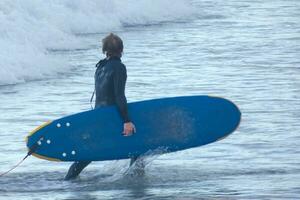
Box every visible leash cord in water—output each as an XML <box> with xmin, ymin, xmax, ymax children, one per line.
<box><xmin>0</xmin><ymin>154</ymin><xmax>29</xmax><ymax>177</ymax></box>
<box><xmin>0</xmin><ymin>137</ymin><xmax>42</xmax><ymax>177</ymax></box>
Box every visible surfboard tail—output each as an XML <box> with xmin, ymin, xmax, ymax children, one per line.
<box><xmin>25</xmin><ymin>121</ymin><xmax>61</xmax><ymax>161</ymax></box>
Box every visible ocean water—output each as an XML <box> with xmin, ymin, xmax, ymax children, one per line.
<box><xmin>0</xmin><ymin>0</ymin><xmax>299</xmax><ymax>199</ymax></box>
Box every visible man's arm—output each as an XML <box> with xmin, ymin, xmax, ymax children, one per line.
<box><xmin>113</xmin><ymin>64</ymin><xmax>130</xmax><ymax>123</ymax></box>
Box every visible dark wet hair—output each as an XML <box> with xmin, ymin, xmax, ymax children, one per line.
<box><xmin>102</xmin><ymin>33</ymin><xmax>123</xmax><ymax>58</ymax></box>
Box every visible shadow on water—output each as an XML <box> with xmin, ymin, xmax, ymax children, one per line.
<box><xmin>64</xmin><ymin>173</ymin><xmax>150</xmax><ymax>200</ymax></box>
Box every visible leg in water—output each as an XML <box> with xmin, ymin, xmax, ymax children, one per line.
<box><xmin>129</xmin><ymin>157</ymin><xmax>145</xmax><ymax>176</ymax></box>
<box><xmin>65</xmin><ymin>161</ymin><xmax>91</xmax><ymax>180</ymax></box>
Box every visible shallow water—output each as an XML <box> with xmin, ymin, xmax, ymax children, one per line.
<box><xmin>0</xmin><ymin>0</ymin><xmax>300</xmax><ymax>199</ymax></box>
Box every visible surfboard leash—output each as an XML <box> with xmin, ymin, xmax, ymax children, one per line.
<box><xmin>90</xmin><ymin>89</ymin><xmax>95</xmax><ymax>110</ymax></box>
<box><xmin>0</xmin><ymin>137</ymin><xmax>43</xmax><ymax>177</ymax></box>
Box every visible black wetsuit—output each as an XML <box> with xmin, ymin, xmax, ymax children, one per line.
<box><xmin>94</xmin><ymin>57</ymin><xmax>130</xmax><ymax>122</ymax></box>
<box><xmin>65</xmin><ymin>57</ymin><xmax>131</xmax><ymax>180</ymax></box>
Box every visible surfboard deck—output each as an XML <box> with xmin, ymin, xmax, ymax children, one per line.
<box><xmin>26</xmin><ymin>96</ymin><xmax>241</xmax><ymax>161</ymax></box>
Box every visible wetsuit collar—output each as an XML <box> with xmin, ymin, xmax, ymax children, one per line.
<box><xmin>96</xmin><ymin>59</ymin><xmax>108</xmax><ymax>68</ymax></box>
<box><xmin>108</xmin><ymin>56</ymin><xmax>121</xmax><ymax>61</ymax></box>
<box><xmin>96</xmin><ymin>57</ymin><xmax>121</xmax><ymax>68</ymax></box>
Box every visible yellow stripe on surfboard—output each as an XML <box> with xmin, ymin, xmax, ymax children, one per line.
<box><xmin>31</xmin><ymin>153</ymin><xmax>61</xmax><ymax>162</ymax></box>
<box><xmin>28</xmin><ymin>121</ymin><xmax>52</xmax><ymax>137</ymax></box>
<box><xmin>25</xmin><ymin>121</ymin><xmax>52</xmax><ymax>144</ymax></box>
<box><xmin>26</xmin><ymin>121</ymin><xmax>62</xmax><ymax>162</ymax></box>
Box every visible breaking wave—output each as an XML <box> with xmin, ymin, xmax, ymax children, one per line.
<box><xmin>0</xmin><ymin>0</ymin><xmax>195</xmax><ymax>85</ymax></box>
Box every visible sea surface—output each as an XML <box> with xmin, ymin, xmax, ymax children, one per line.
<box><xmin>0</xmin><ymin>0</ymin><xmax>299</xmax><ymax>199</ymax></box>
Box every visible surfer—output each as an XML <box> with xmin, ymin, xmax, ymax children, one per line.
<box><xmin>65</xmin><ymin>33</ymin><xmax>137</xmax><ymax>180</ymax></box>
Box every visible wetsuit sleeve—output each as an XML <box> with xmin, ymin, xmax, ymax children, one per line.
<box><xmin>113</xmin><ymin>64</ymin><xmax>131</xmax><ymax>123</ymax></box>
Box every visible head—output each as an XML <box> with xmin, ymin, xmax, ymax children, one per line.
<box><xmin>102</xmin><ymin>33</ymin><xmax>123</xmax><ymax>58</ymax></box>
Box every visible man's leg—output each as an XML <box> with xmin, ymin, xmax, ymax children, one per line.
<box><xmin>65</xmin><ymin>161</ymin><xmax>91</xmax><ymax>180</ymax></box>
<box><xmin>130</xmin><ymin>157</ymin><xmax>137</xmax><ymax>166</ymax></box>
<box><xmin>129</xmin><ymin>157</ymin><xmax>145</xmax><ymax>176</ymax></box>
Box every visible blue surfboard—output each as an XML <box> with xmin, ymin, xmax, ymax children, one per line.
<box><xmin>26</xmin><ymin>96</ymin><xmax>241</xmax><ymax>161</ymax></box>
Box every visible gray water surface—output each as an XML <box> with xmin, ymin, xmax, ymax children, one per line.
<box><xmin>1</xmin><ymin>1</ymin><xmax>300</xmax><ymax>199</ymax></box>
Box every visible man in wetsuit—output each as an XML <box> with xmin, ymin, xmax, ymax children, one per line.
<box><xmin>65</xmin><ymin>33</ymin><xmax>136</xmax><ymax>180</ymax></box>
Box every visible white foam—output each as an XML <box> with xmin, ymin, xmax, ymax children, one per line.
<box><xmin>0</xmin><ymin>0</ymin><xmax>195</xmax><ymax>85</ymax></box>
